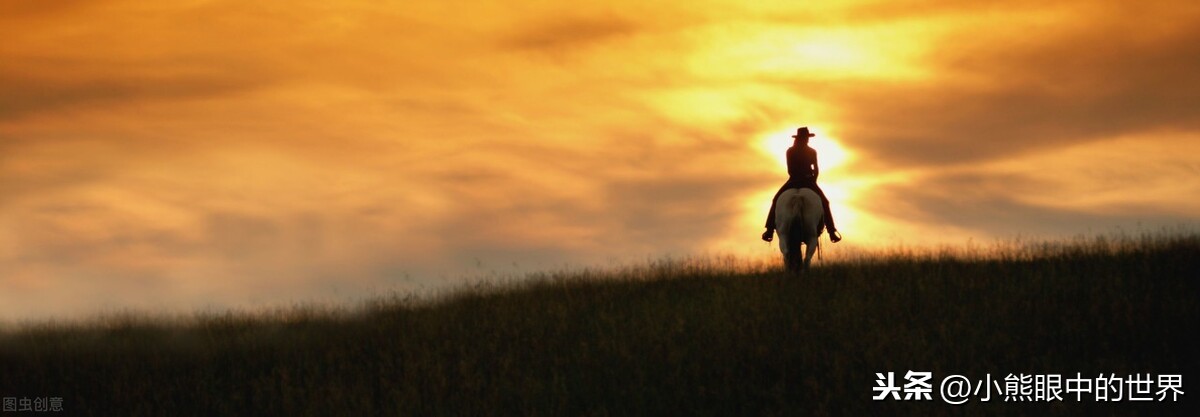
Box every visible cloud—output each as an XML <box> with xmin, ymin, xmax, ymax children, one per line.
<box><xmin>869</xmin><ymin>178</ymin><xmax>1197</xmax><ymax>238</ymax></box>
<box><xmin>0</xmin><ymin>65</ymin><xmax>269</xmax><ymax>121</ymax></box>
<box><xmin>0</xmin><ymin>0</ymin><xmax>95</xmax><ymax>17</ymax></box>
<box><xmin>504</xmin><ymin>15</ymin><xmax>639</xmax><ymax>53</ymax></box>
<box><xmin>831</xmin><ymin>3</ymin><xmax>1200</xmax><ymax>168</ymax></box>
<box><xmin>862</xmin><ymin>133</ymin><xmax>1200</xmax><ymax>238</ymax></box>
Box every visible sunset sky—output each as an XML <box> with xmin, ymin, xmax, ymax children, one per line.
<box><xmin>3</xmin><ymin>0</ymin><xmax>1198</xmax><ymax>320</ymax></box>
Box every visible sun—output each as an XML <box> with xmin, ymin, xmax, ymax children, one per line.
<box><xmin>756</xmin><ymin>126</ymin><xmax>852</xmax><ymax>172</ymax></box>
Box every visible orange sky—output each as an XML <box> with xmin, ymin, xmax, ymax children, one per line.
<box><xmin>2</xmin><ymin>0</ymin><xmax>1199</xmax><ymax>320</ymax></box>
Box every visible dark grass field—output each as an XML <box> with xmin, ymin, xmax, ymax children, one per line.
<box><xmin>1</xmin><ymin>233</ymin><xmax>1197</xmax><ymax>416</ymax></box>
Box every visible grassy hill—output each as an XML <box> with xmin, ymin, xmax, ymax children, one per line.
<box><xmin>2</xmin><ymin>234</ymin><xmax>1197</xmax><ymax>416</ymax></box>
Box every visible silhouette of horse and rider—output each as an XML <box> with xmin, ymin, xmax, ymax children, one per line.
<box><xmin>761</xmin><ymin>126</ymin><xmax>842</xmax><ymax>269</ymax></box>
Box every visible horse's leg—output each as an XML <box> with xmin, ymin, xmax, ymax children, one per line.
<box><xmin>780</xmin><ymin>233</ymin><xmax>805</xmax><ymax>273</ymax></box>
<box><xmin>783</xmin><ymin>237</ymin><xmax>800</xmax><ymax>272</ymax></box>
<box><xmin>776</xmin><ymin>202</ymin><xmax>794</xmax><ymax>271</ymax></box>
<box><xmin>801</xmin><ymin>189</ymin><xmax>824</xmax><ymax>271</ymax></box>
<box><xmin>778</xmin><ymin>233</ymin><xmax>789</xmax><ymax>266</ymax></box>
<box><xmin>803</xmin><ymin>237</ymin><xmax>819</xmax><ymax>270</ymax></box>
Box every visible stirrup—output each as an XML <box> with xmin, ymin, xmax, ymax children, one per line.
<box><xmin>829</xmin><ymin>230</ymin><xmax>843</xmax><ymax>243</ymax></box>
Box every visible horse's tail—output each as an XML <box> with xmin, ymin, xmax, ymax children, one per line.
<box><xmin>797</xmin><ymin>188</ymin><xmax>824</xmax><ymax>244</ymax></box>
<box><xmin>783</xmin><ymin>191</ymin><xmax>808</xmax><ymax>253</ymax></box>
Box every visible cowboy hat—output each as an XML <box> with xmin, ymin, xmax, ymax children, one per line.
<box><xmin>792</xmin><ymin>126</ymin><xmax>816</xmax><ymax>138</ymax></box>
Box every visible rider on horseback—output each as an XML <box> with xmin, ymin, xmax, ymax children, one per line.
<box><xmin>761</xmin><ymin>126</ymin><xmax>842</xmax><ymax>243</ymax></box>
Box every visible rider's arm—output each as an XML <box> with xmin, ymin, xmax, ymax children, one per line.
<box><xmin>786</xmin><ymin>147</ymin><xmax>798</xmax><ymax>177</ymax></box>
<box><xmin>812</xmin><ymin>150</ymin><xmax>820</xmax><ymax>180</ymax></box>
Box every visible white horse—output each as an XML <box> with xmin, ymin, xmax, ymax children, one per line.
<box><xmin>773</xmin><ymin>187</ymin><xmax>824</xmax><ymax>271</ymax></box>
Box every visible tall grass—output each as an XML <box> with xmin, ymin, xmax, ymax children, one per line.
<box><xmin>1</xmin><ymin>233</ymin><xmax>1197</xmax><ymax>416</ymax></box>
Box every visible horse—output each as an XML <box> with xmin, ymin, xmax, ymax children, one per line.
<box><xmin>773</xmin><ymin>187</ymin><xmax>825</xmax><ymax>272</ymax></box>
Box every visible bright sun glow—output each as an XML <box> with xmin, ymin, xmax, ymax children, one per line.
<box><xmin>756</xmin><ymin>126</ymin><xmax>852</xmax><ymax>172</ymax></box>
<box><xmin>691</xmin><ymin>25</ymin><xmax>929</xmax><ymax>81</ymax></box>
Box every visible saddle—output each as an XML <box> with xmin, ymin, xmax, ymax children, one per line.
<box><xmin>780</xmin><ymin>178</ymin><xmax>818</xmax><ymax>196</ymax></box>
